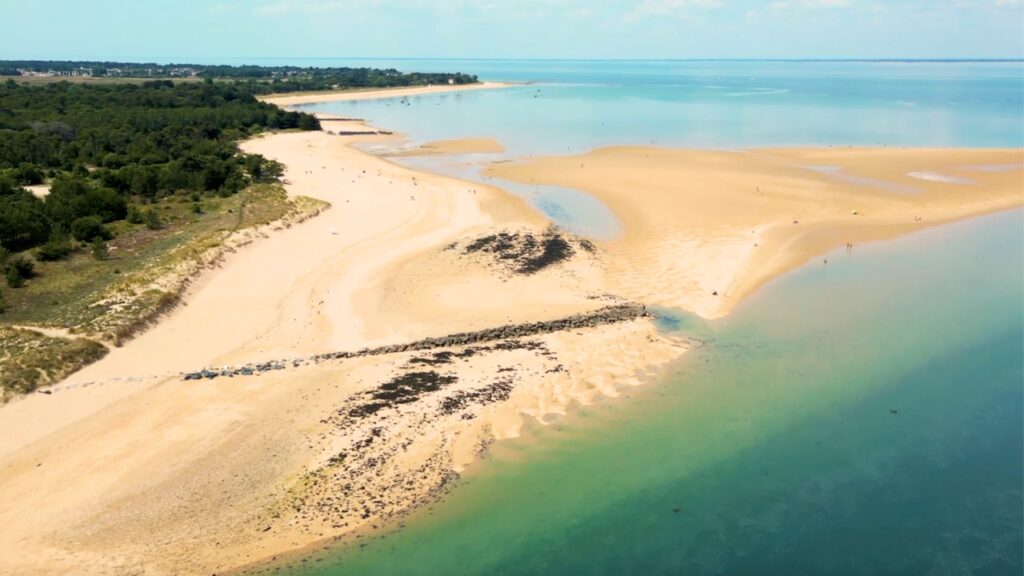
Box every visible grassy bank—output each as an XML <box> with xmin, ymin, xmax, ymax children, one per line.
<box><xmin>0</xmin><ymin>327</ymin><xmax>108</xmax><ymax>401</ymax></box>
<box><xmin>0</xmin><ymin>184</ymin><xmax>328</xmax><ymax>400</ymax></box>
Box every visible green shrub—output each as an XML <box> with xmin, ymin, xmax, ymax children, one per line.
<box><xmin>144</xmin><ymin>209</ymin><xmax>162</xmax><ymax>230</ymax></box>
<box><xmin>2</xmin><ymin>253</ymin><xmax>35</xmax><ymax>289</ymax></box>
<box><xmin>15</xmin><ymin>163</ymin><xmax>45</xmax><ymax>185</ymax></box>
<box><xmin>126</xmin><ymin>205</ymin><xmax>144</xmax><ymax>224</ymax></box>
<box><xmin>46</xmin><ymin>175</ymin><xmax>127</xmax><ymax>227</ymax></box>
<box><xmin>71</xmin><ymin>215</ymin><xmax>112</xmax><ymax>242</ymax></box>
<box><xmin>36</xmin><ymin>237</ymin><xmax>74</xmax><ymax>261</ymax></box>
<box><xmin>36</xmin><ymin>225</ymin><xmax>74</xmax><ymax>261</ymax></box>
<box><xmin>6</xmin><ymin>255</ymin><xmax>35</xmax><ymax>279</ymax></box>
<box><xmin>90</xmin><ymin>237</ymin><xmax>109</xmax><ymax>261</ymax></box>
<box><xmin>5</xmin><ymin>267</ymin><xmax>24</xmax><ymax>288</ymax></box>
<box><xmin>0</xmin><ymin>178</ymin><xmax>50</xmax><ymax>252</ymax></box>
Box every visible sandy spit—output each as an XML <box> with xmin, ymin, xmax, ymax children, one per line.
<box><xmin>259</xmin><ymin>81</ymin><xmax>512</xmax><ymax>106</ymax></box>
<box><xmin>0</xmin><ymin>94</ymin><xmax>684</xmax><ymax>575</ymax></box>
<box><xmin>487</xmin><ymin>146</ymin><xmax>1024</xmax><ymax>318</ymax></box>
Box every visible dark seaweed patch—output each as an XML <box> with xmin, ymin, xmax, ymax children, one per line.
<box><xmin>370</xmin><ymin>371</ymin><xmax>456</xmax><ymax>404</ymax></box>
<box><xmin>439</xmin><ymin>379</ymin><xmax>514</xmax><ymax>416</ymax></box>
<box><xmin>519</xmin><ymin>235</ymin><xmax>573</xmax><ymax>274</ymax></box>
<box><xmin>460</xmin><ymin>228</ymin><xmax>583</xmax><ymax>275</ymax></box>
<box><xmin>348</xmin><ymin>371</ymin><xmax>457</xmax><ymax>419</ymax></box>
<box><xmin>406</xmin><ymin>347</ymin><xmax>482</xmax><ymax>367</ymax></box>
<box><xmin>407</xmin><ymin>351</ymin><xmax>456</xmax><ymax>366</ymax></box>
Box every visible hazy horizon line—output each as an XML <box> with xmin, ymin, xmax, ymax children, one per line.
<box><xmin>4</xmin><ymin>57</ymin><xmax>1023</xmax><ymax>65</ymax></box>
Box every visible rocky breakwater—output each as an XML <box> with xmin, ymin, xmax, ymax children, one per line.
<box><xmin>182</xmin><ymin>303</ymin><xmax>649</xmax><ymax>381</ymax></box>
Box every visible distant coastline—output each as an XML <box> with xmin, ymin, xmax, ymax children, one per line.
<box><xmin>259</xmin><ymin>80</ymin><xmax>511</xmax><ymax>106</ymax></box>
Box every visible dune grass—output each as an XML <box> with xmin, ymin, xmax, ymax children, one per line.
<box><xmin>0</xmin><ymin>327</ymin><xmax>108</xmax><ymax>401</ymax></box>
<box><xmin>0</xmin><ymin>184</ymin><xmax>328</xmax><ymax>397</ymax></box>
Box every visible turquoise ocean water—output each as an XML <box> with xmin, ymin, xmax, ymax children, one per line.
<box><xmin>294</xmin><ymin>59</ymin><xmax>1024</xmax><ymax>152</ymax></box>
<box><xmin>266</xmin><ymin>61</ymin><xmax>1023</xmax><ymax>575</ymax></box>
<box><xmin>294</xmin><ymin>59</ymin><xmax>1023</xmax><ymax>238</ymax></box>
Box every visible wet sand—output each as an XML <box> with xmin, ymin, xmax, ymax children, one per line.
<box><xmin>487</xmin><ymin>147</ymin><xmax>1024</xmax><ymax>317</ymax></box>
<box><xmin>388</xmin><ymin>137</ymin><xmax>507</xmax><ymax>157</ymax></box>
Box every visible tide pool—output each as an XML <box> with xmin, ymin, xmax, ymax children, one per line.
<box><xmin>277</xmin><ymin>206</ymin><xmax>1022</xmax><ymax>575</ymax></box>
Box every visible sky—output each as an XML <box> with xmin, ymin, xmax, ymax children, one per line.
<box><xmin>0</xmin><ymin>0</ymin><xmax>1022</xmax><ymax>62</ymax></box>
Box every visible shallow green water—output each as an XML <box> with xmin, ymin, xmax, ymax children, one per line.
<box><xmin>288</xmin><ymin>210</ymin><xmax>1022</xmax><ymax>576</ymax></box>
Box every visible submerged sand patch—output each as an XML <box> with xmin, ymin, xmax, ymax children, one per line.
<box><xmin>389</xmin><ymin>138</ymin><xmax>506</xmax><ymax>157</ymax></box>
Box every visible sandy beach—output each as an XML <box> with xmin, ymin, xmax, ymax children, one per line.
<box><xmin>259</xmin><ymin>81</ymin><xmax>511</xmax><ymax>106</ymax></box>
<box><xmin>0</xmin><ymin>87</ymin><xmax>685</xmax><ymax>576</ymax></box>
<box><xmin>488</xmin><ymin>147</ymin><xmax>1024</xmax><ymax>318</ymax></box>
<box><xmin>0</xmin><ymin>81</ymin><xmax>1021</xmax><ymax>575</ymax></box>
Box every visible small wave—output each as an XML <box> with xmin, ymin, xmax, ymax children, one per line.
<box><xmin>907</xmin><ymin>171</ymin><xmax>975</xmax><ymax>184</ymax></box>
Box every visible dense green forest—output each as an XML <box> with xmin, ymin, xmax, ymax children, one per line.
<box><xmin>2</xmin><ymin>60</ymin><xmax>479</xmax><ymax>93</ymax></box>
<box><xmin>0</xmin><ymin>60</ymin><xmax>478</xmax><ymax>300</ymax></box>
<box><xmin>0</xmin><ymin>79</ymin><xmax>320</xmax><ymax>280</ymax></box>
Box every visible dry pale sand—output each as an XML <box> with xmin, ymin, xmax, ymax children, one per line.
<box><xmin>25</xmin><ymin>184</ymin><xmax>50</xmax><ymax>198</ymax></box>
<box><xmin>260</xmin><ymin>81</ymin><xmax>511</xmax><ymax>107</ymax></box>
<box><xmin>487</xmin><ymin>147</ymin><xmax>1024</xmax><ymax>318</ymax></box>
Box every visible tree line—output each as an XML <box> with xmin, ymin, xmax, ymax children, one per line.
<box><xmin>0</xmin><ymin>79</ymin><xmax>321</xmax><ymax>287</ymax></box>
<box><xmin>1</xmin><ymin>60</ymin><xmax>480</xmax><ymax>93</ymax></box>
